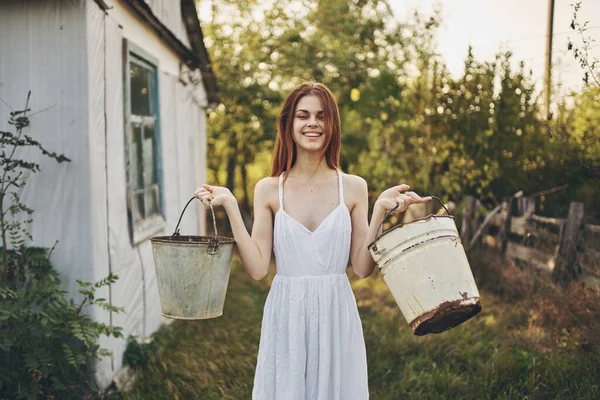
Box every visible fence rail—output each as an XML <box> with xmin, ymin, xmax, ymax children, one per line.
<box><xmin>462</xmin><ymin>196</ymin><xmax>600</xmax><ymax>287</ymax></box>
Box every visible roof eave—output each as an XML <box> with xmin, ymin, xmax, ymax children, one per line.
<box><xmin>122</xmin><ymin>0</ymin><xmax>219</xmax><ymax>107</ymax></box>
<box><xmin>180</xmin><ymin>0</ymin><xmax>219</xmax><ymax>107</ymax></box>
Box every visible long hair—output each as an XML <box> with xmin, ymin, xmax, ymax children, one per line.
<box><xmin>271</xmin><ymin>82</ymin><xmax>341</xmax><ymax>181</ymax></box>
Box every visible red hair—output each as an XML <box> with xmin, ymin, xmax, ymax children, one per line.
<box><xmin>271</xmin><ymin>82</ymin><xmax>341</xmax><ymax>181</ymax></box>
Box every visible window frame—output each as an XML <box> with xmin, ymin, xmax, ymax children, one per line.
<box><xmin>123</xmin><ymin>39</ymin><xmax>165</xmax><ymax>245</ymax></box>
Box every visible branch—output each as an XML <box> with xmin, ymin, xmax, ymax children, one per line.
<box><xmin>2</xmin><ymin>171</ymin><xmax>25</xmax><ymax>192</ymax></box>
<box><xmin>26</xmin><ymin>102</ymin><xmax>57</xmax><ymax>118</ymax></box>
<box><xmin>0</xmin><ymin>92</ymin><xmax>31</xmax><ymax>196</ymax></box>
<box><xmin>469</xmin><ymin>204</ymin><xmax>502</xmax><ymax>248</ymax></box>
<box><xmin>575</xmin><ymin>29</ymin><xmax>600</xmax><ymax>87</ymax></box>
<box><xmin>47</xmin><ymin>239</ymin><xmax>58</xmax><ymax>262</ymax></box>
<box><xmin>569</xmin><ymin>3</ymin><xmax>600</xmax><ymax>87</ymax></box>
<box><xmin>76</xmin><ymin>298</ymin><xmax>88</xmax><ymax>317</ymax></box>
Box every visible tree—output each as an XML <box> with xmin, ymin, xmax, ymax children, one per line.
<box><xmin>201</xmin><ymin>0</ymin><xmax>598</xmax><ymax>225</ymax></box>
<box><xmin>203</xmin><ymin>0</ymin><xmax>434</xmax><ymax>211</ymax></box>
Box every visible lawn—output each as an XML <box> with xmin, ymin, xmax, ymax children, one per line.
<box><xmin>112</xmin><ymin>251</ymin><xmax>600</xmax><ymax>399</ymax></box>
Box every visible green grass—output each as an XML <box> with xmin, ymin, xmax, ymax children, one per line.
<box><xmin>110</xmin><ymin>252</ymin><xmax>600</xmax><ymax>399</ymax></box>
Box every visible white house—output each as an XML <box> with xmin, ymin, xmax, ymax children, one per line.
<box><xmin>0</xmin><ymin>0</ymin><xmax>217</xmax><ymax>387</ymax></box>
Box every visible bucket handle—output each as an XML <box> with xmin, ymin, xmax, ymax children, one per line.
<box><xmin>373</xmin><ymin>196</ymin><xmax>450</xmax><ymax>243</ymax></box>
<box><xmin>173</xmin><ymin>197</ymin><xmax>220</xmax><ymax>255</ymax></box>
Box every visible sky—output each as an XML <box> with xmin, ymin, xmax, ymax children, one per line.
<box><xmin>198</xmin><ymin>0</ymin><xmax>600</xmax><ymax>101</ymax></box>
<box><xmin>390</xmin><ymin>0</ymin><xmax>600</xmax><ymax>99</ymax></box>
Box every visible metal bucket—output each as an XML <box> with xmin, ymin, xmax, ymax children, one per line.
<box><xmin>368</xmin><ymin>197</ymin><xmax>481</xmax><ymax>335</ymax></box>
<box><xmin>150</xmin><ymin>197</ymin><xmax>235</xmax><ymax>320</ymax></box>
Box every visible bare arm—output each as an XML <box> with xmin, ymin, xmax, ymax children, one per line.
<box><xmin>348</xmin><ymin>177</ymin><xmax>387</xmax><ymax>278</ymax></box>
<box><xmin>348</xmin><ymin>177</ymin><xmax>432</xmax><ymax>278</ymax></box>
<box><xmin>195</xmin><ymin>178</ymin><xmax>274</xmax><ymax>281</ymax></box>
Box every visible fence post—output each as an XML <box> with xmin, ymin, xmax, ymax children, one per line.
<box><xmin>500</xmin><ymin>196</ymin><xmax>514</xmax><ymax>259</ymax></box>
<box><xmin>516</xmin><ymin>196</ymin><xmax>536</xmax><ymax>217</ymax></box>
<box><xmin>552</xmin><ymin>202</ymin><xmax>584</xmax><ymax>283</ymax></box>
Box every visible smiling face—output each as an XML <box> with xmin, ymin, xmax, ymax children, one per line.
<box><xmin>292</xmin><ymin>95</ymin><xmax>326</xmax><ymax>153</ymax></box>
<box><xmin>271</xmin><ymin>82</ymin><xmax>342</xmax><ymax>176</ymax></box>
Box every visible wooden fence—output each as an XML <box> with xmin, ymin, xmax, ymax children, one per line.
<box><xmin>461</xmin><ymin>196</ymin><xmax>600</xmax><ymax>288</ymax></box>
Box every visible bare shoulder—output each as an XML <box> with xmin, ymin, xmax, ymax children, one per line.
<box><xmin>341</xmin><ymin>173</ymin><xmax>368</xmax><ymax>211</ymax></box>
<box><xmin>254</xmin><ymin>176</ymin><xmax>280</xmax><ymax>212</ymax></box>
<box><xmin>342</xmin><ymin>173</ymin><xmax>368</xmax><ymax>194</ymax></box>
<box><xmin>255</xmin><ymin>176</ymin><xmax>279</xmax><ymax>192</ymax></box>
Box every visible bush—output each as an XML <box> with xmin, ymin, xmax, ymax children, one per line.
<box><xmin>122</xmin><ymin>324</ymin><xmax>176</xmax><ymax>370</ymax></box>
<box><xmin>0</xmin><ymin>246</ymin><xmax>124</xmax><ymax>399</ymax></box>
<box><xmin>0</xmin><ymin>94</ymin><xmax>123</xmax><ymax>399</ymax></box>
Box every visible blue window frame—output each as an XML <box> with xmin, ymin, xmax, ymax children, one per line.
<box><xmin>123</xmin><ymin>40</ymin><xmax>165</xmax><ymax>244</ymax></box>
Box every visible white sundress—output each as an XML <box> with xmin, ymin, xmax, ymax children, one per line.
<box><xmin>252</xmin><ymin>169</ymin><xmax>369</xmax><ymax>400</ymax></box>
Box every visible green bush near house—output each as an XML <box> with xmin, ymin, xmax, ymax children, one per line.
<box><xmin>0</xmin><ymin>246</ymin><xmax>124</xmax><ymax>400</ymax></box>
<box><xmin>0</xmin><ymin>95</ymin><xmax>124</xmax><ymax>400</ymax></box>
<box><xmin>0</xmin><ymin>247</ymin><xmax>122</xmax><ymax>399</ymax></box>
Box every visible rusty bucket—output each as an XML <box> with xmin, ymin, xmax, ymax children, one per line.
<box><xmin>150</xmin><ymin>197</ymin><xmax>235</xmax><ymax>320</ymax></box>
<box><xmin>368</xmin><ymin>197</ymin><xmax>481</xmax><ymax>335</ymax></box>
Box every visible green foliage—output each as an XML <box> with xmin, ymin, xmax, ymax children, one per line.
<box><xmin>204</xmin><ymin>0</ymin><xmax>599</xmax><ymax>220</ymax></box>
<box><xmin>122</xmin><ymin>325</ymin><xmax>176</xmax><ymax>369</ymax></box>
<box><xmin>0</xmin><ymin>247</ymin><xmax>124</xmax><ymax>399</ymax></box>
<box><xmin>204</xmin><ymin>0</ymin><xmax>420</xmax><ymax>208</ymax></box>
<box><xmin>545</xmin><ymin>86</ymin><xmax>600</xmax><ymax>218</ymax></box>
<box><xmin>0</xmin><ymin>94</ymin><xmax>123</xmax><ymax>399</ymax></box>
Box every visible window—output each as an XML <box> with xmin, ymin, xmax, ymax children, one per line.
<box><xmin>123</xmin><ymin>40</ymin><xmax>164</xmax><ymax>244</ymax></box>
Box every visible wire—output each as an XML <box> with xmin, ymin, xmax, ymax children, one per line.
<box><xmin>481</xmin><ymin>26</ymin><xmax>600</xmax><ymax>46</ymax></box>
<box><xmin>437</xmin><ymin>26</ymin><xmax>600</xmax><ymax>59</ymax></box>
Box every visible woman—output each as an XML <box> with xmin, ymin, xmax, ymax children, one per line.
<box><xmin>194</xmin><ymin>82</ymin><xmax>431</xmax><ymax>399</ymax></box>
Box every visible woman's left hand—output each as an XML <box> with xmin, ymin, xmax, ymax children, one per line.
<box><xmin>375</xmin><ymin>184</ymin><xmax>432</xmax><ymax>214</ymax></box>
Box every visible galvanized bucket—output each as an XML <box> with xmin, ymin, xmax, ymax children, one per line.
<box><xmin>150</xmin><ymin>197</ymin><xmax>235</xmax><ymax>320</ymax></box>
<box><xmin>368</xmin><ymin>197</ymin><xmax>481</xmax><ymax>336</ymax></box>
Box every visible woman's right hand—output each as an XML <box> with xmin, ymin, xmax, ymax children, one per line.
<box><xmin>194</xmin><ymin>184</ymin><xmax>236</xmax><ymax>208</ymax></box>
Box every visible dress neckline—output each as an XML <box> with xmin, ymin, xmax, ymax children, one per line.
<box><xmin>279</xmin><ymin>203</ymin><xmax>345</xmax><ymax>234</ymax></box>
<box><xmin>277</xmin><ymin>169</ymin><xmax>345</xmax><ymax>234</ymax></box>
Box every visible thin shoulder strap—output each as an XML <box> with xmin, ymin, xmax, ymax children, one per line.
<box><xmin>337</xmin><ymin>169</ymin><xmax>344</xmax><ymax>204</ymax></box>
<box><xmin>278</xmin><ymin>172</ymin><xmax>285</xmax><ymax>211</ymax></box>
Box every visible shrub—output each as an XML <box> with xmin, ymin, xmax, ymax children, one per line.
<box><xmin>0</xmin><ymin>249</ymin><xmax>123</xmax><ymax>399</ymax></box>
<box><xmin>0</xmin><ymin>93</ymin><xmax>123</xmax><ymax>399</ymax></box>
